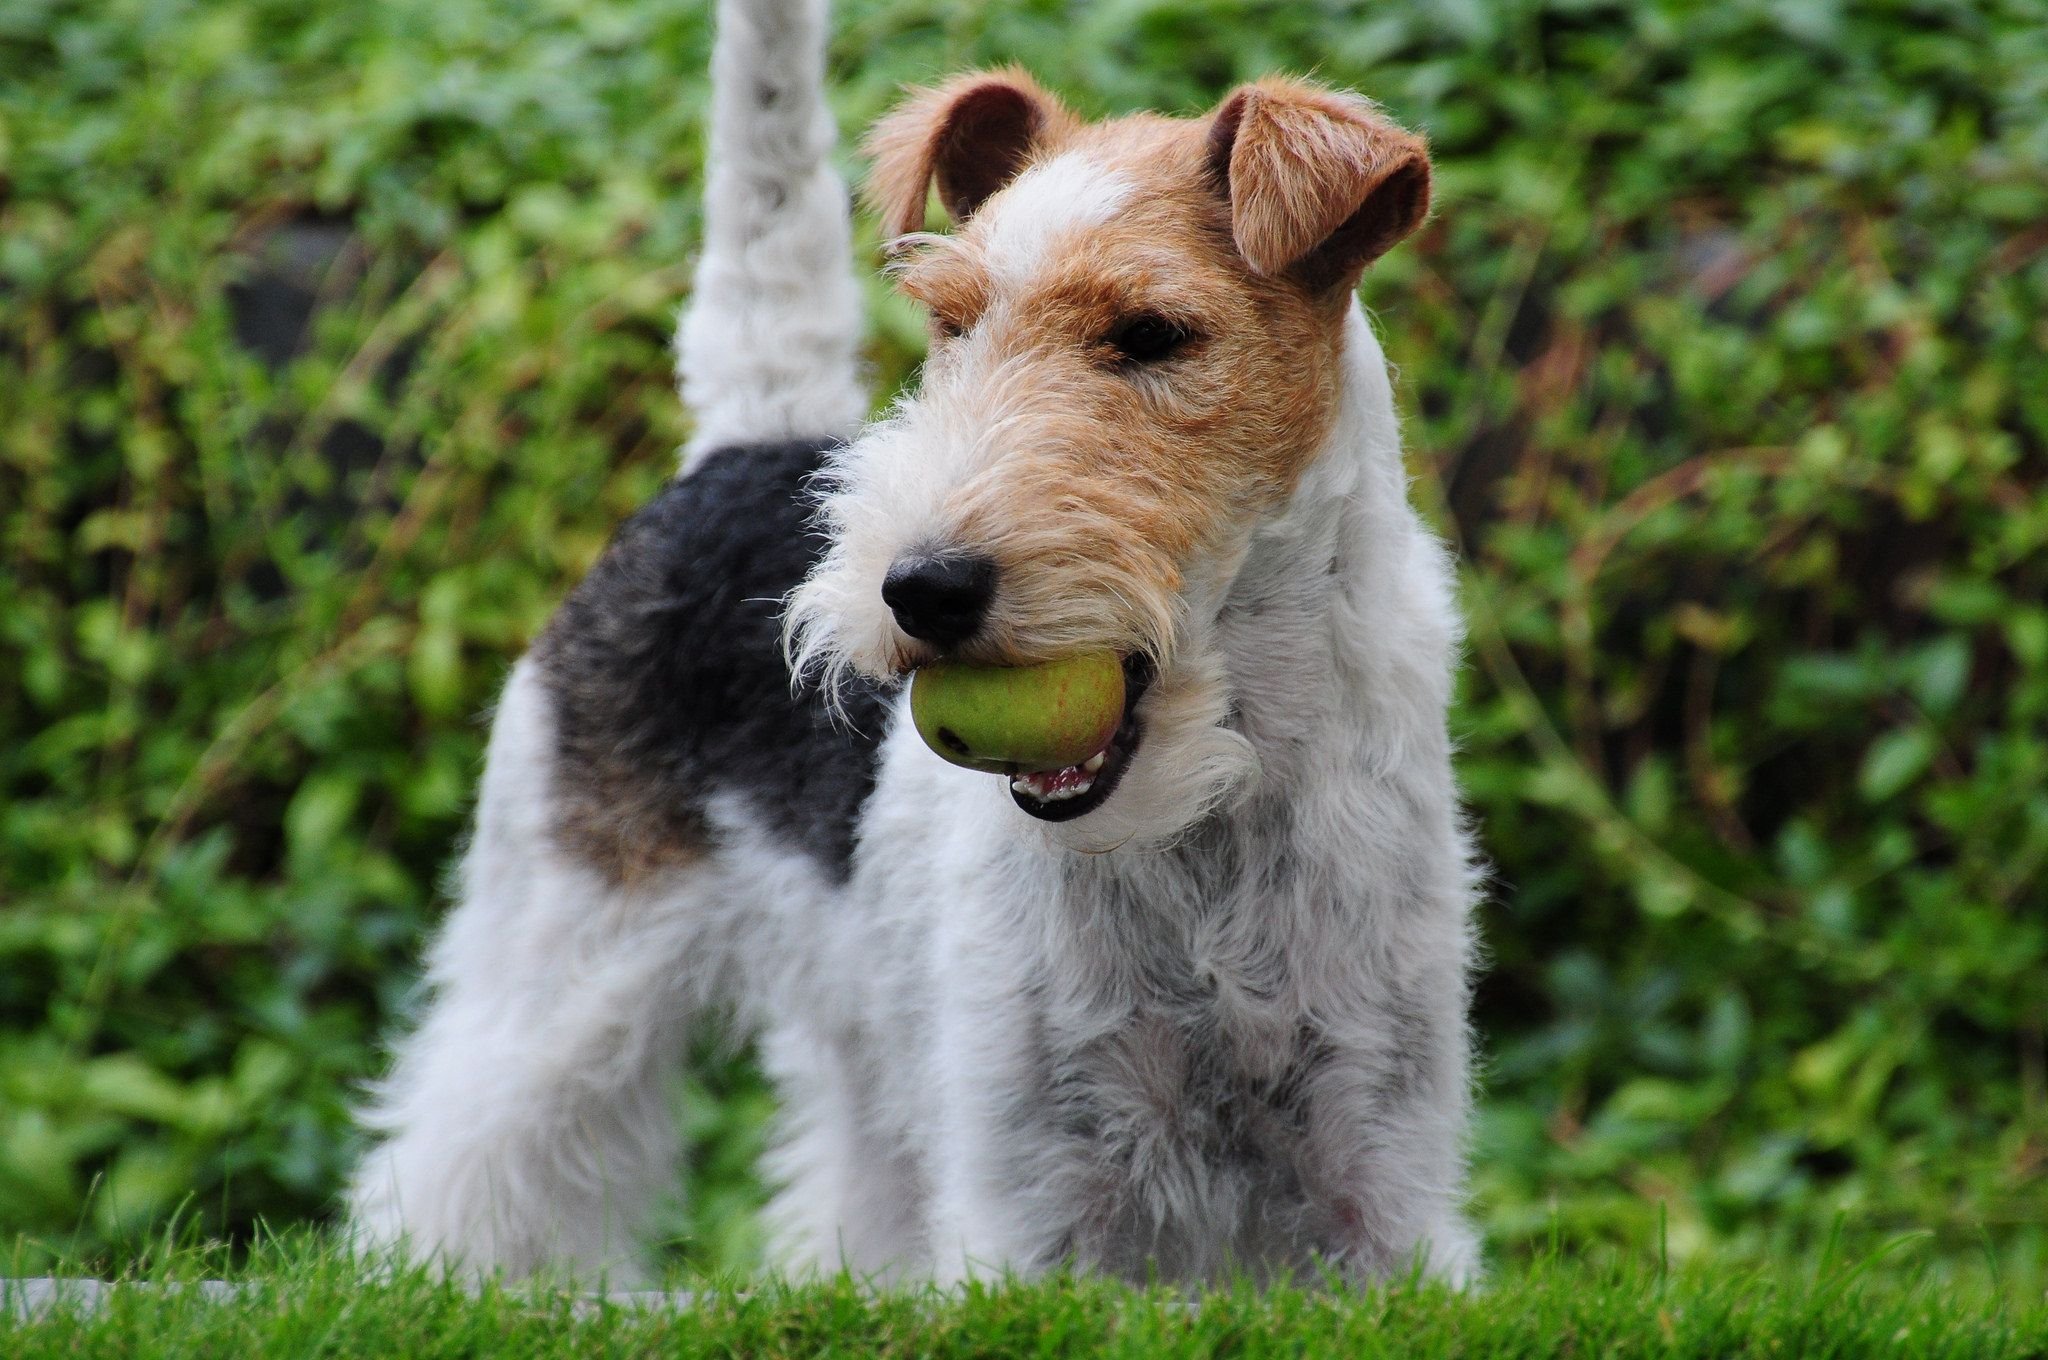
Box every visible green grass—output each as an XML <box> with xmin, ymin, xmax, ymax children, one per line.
<box><xmin>5</xmin><ymin>1237</ymin><xmax>2045</xmax><ymax>1358</ymax></box>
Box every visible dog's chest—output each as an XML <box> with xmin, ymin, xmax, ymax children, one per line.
<box><xmin>1039</xmin><ymin>971</ymin><xmax>1331</xmax><ymax>1278</ymax></box>
<box><xmin>1063</xmin><ymin>999</ymin><xmax>1317</xmax><ymax>1162</ymax></box>
<box><xmin>1047</xmin><ymin>821</ymin><xmax>1332</xmax><ymax>1173</ymax></box>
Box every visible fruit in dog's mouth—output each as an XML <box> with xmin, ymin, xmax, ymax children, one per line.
<box><xmin>909</xmin><ymin>652</ymin><xmax>1126</xmax><ymax>785</ymax></box>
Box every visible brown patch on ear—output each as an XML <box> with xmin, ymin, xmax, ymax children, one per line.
<box><xmin>1205</xmin><ymin>77</ymin><xmax>1432</xmax><ymax>291</ymax></box>
<box><xmin>862</xmin><ymin>68</ymin><xmax>1076</xmax><ymax>238</ymax></box>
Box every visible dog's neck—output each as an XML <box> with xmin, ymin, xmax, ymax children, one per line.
<box><xmin>1211</xmin><ymin>302</ymin><xmax>1435</xmax><ymax>782</ymax></box>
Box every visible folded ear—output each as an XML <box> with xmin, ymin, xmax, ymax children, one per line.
<box><xmin>862</xmin><ymin>68</ymin><xmax>1076</xmax><ymax>239</ymax></box>
<box><xmin>1204</xmin><ymin>78</ymin><xmax>1432</xmax><ymax>291</ymax></box>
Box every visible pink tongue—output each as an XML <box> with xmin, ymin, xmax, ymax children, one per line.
<box><xmin>1016</xmin><ymin>763</ymin><xmax>1090</xmax><ymax>797</ymax></box>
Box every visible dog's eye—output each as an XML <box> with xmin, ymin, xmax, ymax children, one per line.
<box><xmin>1106</xmin><ymin>314</ymin><xmax>1194</xmax><ymax>365</ymax></box>
<box><xmin>931</xmin><ymin>315</ymin><xmax>967</xmax><ymax>343</ymax></box>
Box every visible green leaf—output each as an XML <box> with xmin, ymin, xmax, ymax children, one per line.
<box><xmin>1906</xmin><ymin>636</ymin><xmax>1971</xmax><ymax>716</ymax></box>
<box><xmin>1858</xmin><ymin>728</ymin><xmax>1935</xmax><ymax>803</ymax></box>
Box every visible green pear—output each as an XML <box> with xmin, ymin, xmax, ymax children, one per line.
<box><xmin>909</xmin><ymin>651</ymin><xmax>1126</xmax><ymax>774</ymax></box>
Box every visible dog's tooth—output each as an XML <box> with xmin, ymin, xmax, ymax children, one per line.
<box><xmin>1010</xmin><ymin>765</ymin><xmax>1102</xmax><ymax>804</ymax></box>
<box><xmin>1083</xmin><ymin>753</ymin><xmax>1106</xmax><ymax>773</ymax></box>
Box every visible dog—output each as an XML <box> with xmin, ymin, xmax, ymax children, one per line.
<box><xmin>347</xmin><ymin>0</ymin><xmax>1482</xmax><ymax>1289</ymax></box>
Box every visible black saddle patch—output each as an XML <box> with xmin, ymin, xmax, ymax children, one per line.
<box><xmin>532</xmin><ymin>438</ymin><xmax>893</xmax><ymax>885</ymax></box>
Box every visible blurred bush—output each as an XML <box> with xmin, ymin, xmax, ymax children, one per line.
<box><xmin>1</xmin><ymin>0</ymin><xmax>2043</xmax><ymax>1275</ymax></box>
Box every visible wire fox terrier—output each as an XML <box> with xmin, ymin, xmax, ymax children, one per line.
<box><xmin>348</xmin><ymin>0</ymin><xmax>1482</xmax><ymax>1288</ymax></box>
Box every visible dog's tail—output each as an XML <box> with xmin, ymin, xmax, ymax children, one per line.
<box><xmin>676</xmin><ymin>0</ymin><xmax>866</xmax><ymax>463</ymax></box>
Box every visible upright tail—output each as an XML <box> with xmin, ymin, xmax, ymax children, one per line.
<box><xmin>676</xmin><ymin>0</ymin><xmax>867</xmax><ymax>463</ymax></box>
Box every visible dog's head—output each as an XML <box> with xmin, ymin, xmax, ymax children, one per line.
<box><xmin>786</xmin><ymin>71</ymin><xmax>1430</xmax><ymax>849</ymax></box>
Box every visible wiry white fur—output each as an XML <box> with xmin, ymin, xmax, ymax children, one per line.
<box><xmin>676</xmin><ymin>0</ymin><xmax>866</xmax><ymax>461</ymax></box>
<box><xmin>976</xmin><ymin>154</ymin><xmax>1134</xmax><ymax>285</ymax></box>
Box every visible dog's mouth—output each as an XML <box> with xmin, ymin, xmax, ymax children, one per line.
<box><xmin>1008</xmin><ymin>655</ymin><xmax>1153</xmax><ymax>822</ymax></box>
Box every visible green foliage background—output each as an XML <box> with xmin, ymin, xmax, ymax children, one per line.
<box><xmin>2</xmin><ymin>0</ymin><xmax>2043</xmax><ymax>1278</ymax></box>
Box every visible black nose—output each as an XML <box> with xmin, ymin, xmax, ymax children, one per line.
<box><xmin>882</xmin><ymin>553</ymin><xmax>997</xmax><ymax>646</ymax></box>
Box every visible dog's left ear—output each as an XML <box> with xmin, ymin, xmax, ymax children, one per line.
<box><xmin>863</xmin><ymin>69</ymin><xmax>1076</xmax><ymax>239</ymax></box>
<box><xmin>1205</xmin><ymin>78</ymin><xmax>1432</xmax><ymax>292</ymax></box>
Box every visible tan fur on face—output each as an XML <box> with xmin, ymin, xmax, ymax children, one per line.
<box><xmin>791</xmin><ymin>75</ymin><xmax>1432</xmax><ymax>682</ymax></box>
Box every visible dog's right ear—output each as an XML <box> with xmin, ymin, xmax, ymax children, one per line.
<box><xmin>1205</xmin><ymin>78</ymin><xmax>1432</xmax><ymax>293</ymax></box>
<box><xmin>863</xmin><ymin>69</ymin><xmax>1075</xmax><ymax>239</ymax></box>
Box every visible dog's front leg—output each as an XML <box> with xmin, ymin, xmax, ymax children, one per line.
<box><xmin>1294</xmin><ymin>1009</ymin><xmax>1485</xmax><ymax>1289</ymax></box>
<box><xmin>919</xmin><ymin>924</ymin><xmax>1084</xmax><ymax>1284</ymax></box>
